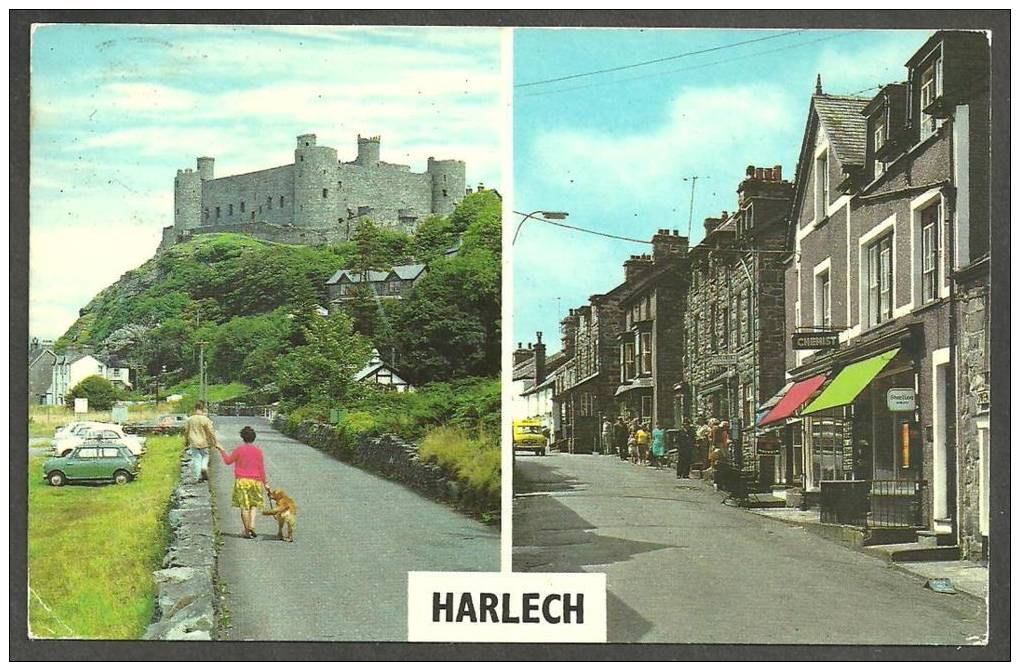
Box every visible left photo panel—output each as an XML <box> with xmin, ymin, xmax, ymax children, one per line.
<box><xmin>28</xmin><ymin>23</ymin><xmax>502</xmax><ymax>641</ymax></box>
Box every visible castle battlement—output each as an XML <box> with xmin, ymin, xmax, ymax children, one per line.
<box><xmin>169</xmin><ymin>133</ymin><xmax>467</xmax><ymax>248</ymax></box>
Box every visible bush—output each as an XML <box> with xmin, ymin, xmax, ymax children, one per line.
<box><xmin>65</xmin><ymin>375</ymin><xmax>124</xmax><ymax>411</ymax></box>
<box><xmin>418</xmin><ymin>426</ymin><xmax>500</xmax><ymax>513</ymax></box>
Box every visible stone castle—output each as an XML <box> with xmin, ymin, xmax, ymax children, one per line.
<box><xmin>161</xmin><ymin>133</ymin><xmax>466</xmax><ymax>248</ymax></box>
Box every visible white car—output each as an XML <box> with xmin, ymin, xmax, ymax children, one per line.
<box><xmin>51</xmin><ymin>424</ymin><xmax>146</xmax><ymax>457</ymax></box>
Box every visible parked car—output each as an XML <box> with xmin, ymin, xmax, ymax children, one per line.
<box><xmin>43</xmin><ymin>443</ymin><xmax>139</xmax><ymax>487</ymax></box>
<box><xmin>512</xmin><ymin>418</ymin><xmax>548</xmax><ymax>456</ymax></box>
<box><xmin>51</xmin><ymin>424</ymin><xmax>146</xmax><ymax>457</ymax></box>
<box><xmin>123</xmin><ymin>413</ymin><xmax>187</xmax><ymax>436</ymax></box>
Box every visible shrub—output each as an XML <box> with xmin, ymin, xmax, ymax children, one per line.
<box><xmin>65</xmin><ymin>375</ymin><xmax>124</xmax><ymax>411</ymax></box>
<box><xmin>419</xmin><ymin>426</ymin><xmax>500</xmax><ymax>513</ymax></box>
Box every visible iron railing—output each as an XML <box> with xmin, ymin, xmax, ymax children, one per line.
<box><xmin>819</xmin><ymin>479</ymin><xmax>926</xmax><ymax>529</ymax></box>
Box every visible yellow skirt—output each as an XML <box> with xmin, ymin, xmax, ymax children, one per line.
<box><xmin>231</xmin><ymin>478</ymin><xmax>265</xmax><ymax>509</ymax></box>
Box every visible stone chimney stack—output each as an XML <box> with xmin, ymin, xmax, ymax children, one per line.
<box><xmin>513</xmin><ymin>342</ymin><xmax>533</xmax><ymax>368</ymax></box>
<box><xmin>624</xmin><ymin>254</ymin><xmax>654</xmax><ymax>281</ymax></box>
<box><xmin>533</xmin><ymin>331</ymin><xmax>547</xmax><ymax>388</ymax></box>
<box><xmin>737</xmin><ymin>163</ymin><xmax>795</xmax><ymax>209</ymax></box>
<box><xmin>651</xmin><ymin>228</ymin><xmax>689</xmax><ymax>261</ymax></box>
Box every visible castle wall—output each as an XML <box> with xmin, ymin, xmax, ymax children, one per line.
<box><xmin>171</xmin><ymin>134</ymin><xmax>467</xmax><ymax>246</ymax></box>
<box><xmin>201</xmin><ymin>164</ymin><xmax>296</xmax><ymax>227</ymax></box>
<box><xmin>338</xmin><ymin>161</ymin><xmax>433</xmax><ymax>228</ymax></box>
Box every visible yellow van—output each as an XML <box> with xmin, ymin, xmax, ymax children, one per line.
<box><xmin>513</xmin><ymin>418</ymin><xmax>548</xmax><ymax>456</ymax></box>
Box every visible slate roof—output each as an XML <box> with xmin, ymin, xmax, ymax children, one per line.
<box><xmin>512</xmin><ymin>355</ymin><xmax>535</xmax><ymax>381</ymax></box>
<box><xmin>812</xmin><ymin>94</ymin><xmax>870</xmax><ymax>167</ymax></box>
<box><xmin>326</xmin><ymin>264</ymin><xmax>427</xmax><ymax>285</ymax></box>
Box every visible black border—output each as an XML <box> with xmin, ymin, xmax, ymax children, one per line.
<box><xmin>10</xmin><ymin>9</ymin><xmax>1009</xmax><ymax>661</ymax></box>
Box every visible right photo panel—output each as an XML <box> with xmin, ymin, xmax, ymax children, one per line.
<box><xmin>510</xmin><ymin>28</ymin><xmax>990</xmax><ymax>644</ymax></box>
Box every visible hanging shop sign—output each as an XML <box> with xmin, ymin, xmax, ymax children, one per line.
<box><xmin>708</xmin><ymin>354</ymin><xmax>738</xmax><ymax>367</ymax></box>
<box><xmin>886</xmin><ymin>388</ymin><xmax>916</xmax><ymax>412</ymax></box>
<box><xmin>791</xmin><ymin>331</ymin><xmax>839</xmax><ymax>351</ymax></box>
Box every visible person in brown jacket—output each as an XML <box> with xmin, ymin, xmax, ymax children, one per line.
<box><xmin>184</xmin><ymin>401</ymin><xmax>218</xmax><ymax>482</ymax></box>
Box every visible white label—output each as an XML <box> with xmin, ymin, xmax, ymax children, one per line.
<box><xmin>887</xmin><ymin>388</ymin><xmax>916</xmax><ymax>412</ymax></box>
<box><xmin>407</xmin><ymin>572</ymin><xmax>606</xmax><ymax>642</ymax></box>
<box><xmin>74</xmin><ymin>398</ymin><xmax>88</xmax><ymax>414</ymax></box>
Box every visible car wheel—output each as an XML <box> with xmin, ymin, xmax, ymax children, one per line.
<box><xmin>113</xmin><ymin>470</ymin><xmax>132</xmax><ymax>485</ymax></box>
<box><xmin>47</xmin><ymin>472</ymin><xmax>66</xmax><ymax>487</ymax></box>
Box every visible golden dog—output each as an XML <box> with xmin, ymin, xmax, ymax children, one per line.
<box><xmin>262</xmin><ymin>486</ymin><xmax>298</xmax><ymax>542</ymax></box>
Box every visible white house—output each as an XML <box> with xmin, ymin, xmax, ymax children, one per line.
<box><xmin>353</xmin><ymin>349</ymin><xmax>413</xmax><ymax>393</ymax></box>
<box><xmin>48</xmin><ymin>353</ymin><xmax>132</xmax><ymax>405</ymax></box>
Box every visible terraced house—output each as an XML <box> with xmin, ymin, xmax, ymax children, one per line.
<box><xmin>761</xmin><ymin>31</ymin><xmax>990</xmax><ymax>559</ymax></box>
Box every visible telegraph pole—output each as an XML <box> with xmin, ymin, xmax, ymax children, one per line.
<box><xmin>196</xmin><ymin>341</ymin><xmax>209</xmax><ymax>409</ymax></box>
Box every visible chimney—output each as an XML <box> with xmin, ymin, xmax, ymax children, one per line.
<box><xmin>560</xmin><ymin>313</ymin><xmax>579</xmax><ymax>358</ymax></box>
<box><xmin>533</xmin><ymin>331</ymin><xmax>547</xmax><ymax>388</ymax></box>
<box><xmin>513</xmin><ymin>342</ymin><xmax>533</xmax><ymax>368</ymax></box>
<box><xmin>651</xmin><ymin>228</ymin><xmax>689</xmax><ymax>261</ymax></box>
<box><xmin>738</xmin><ymin>164</ymin><xmax>794</xmax><ymax>208</ymax></box>
<box><xmin>624</xmin><ymin>254</ymin><xmax>654</xmax><ymax>280</ymax></box>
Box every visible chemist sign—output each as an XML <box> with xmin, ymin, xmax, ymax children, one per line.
<box><xmin>886</xmin><ymin>388</ymin><xmax>916</xmax><ymax>412</ymax></box>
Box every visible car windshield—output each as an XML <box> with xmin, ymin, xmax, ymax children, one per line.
<box><xmin>517</xmin><ymin>425</ymin><xmax>544</xmax><ymax>435</ymax></box>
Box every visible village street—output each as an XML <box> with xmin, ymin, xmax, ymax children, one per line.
<box><xmin>512</xmin><ymin>452</ymin><xmax>987</xmax><ymax>645</ymax></box>
<box><xmin>210</xmin><ymin>416</ymin><xmax>499</xmax><ymax>641</ymax></box>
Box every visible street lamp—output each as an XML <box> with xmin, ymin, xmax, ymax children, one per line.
<box><xmin>512</xmin><ymin>210</ymin><xmax>569</xmax><ymax>245</ymax></box>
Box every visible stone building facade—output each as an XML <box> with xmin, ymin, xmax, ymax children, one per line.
<box><xmin>550</xmin><ymin>291</ymin><xmax>626</xmax><ymax>454</ymax></box>
<box><xmin>614</xmin><ymin>230</ymin><xmax>689</xmax><ymax>431</ymax></box>
<box><xmin>163</xmin><ymin>133</ymin><xmax>466</xmax><ymax>248</ymax></box>
<box><xmin>680</xmin><ymin>166</ymin><xmax>793</xmax><ymax>477</ymax></box>
<box><xmin>774</xmin><ymin>31</ymin><xmax>990</xmax><ymax>558</ymax></box>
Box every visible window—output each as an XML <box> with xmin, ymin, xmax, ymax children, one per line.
<box><xmin>267</xmin><ymin>196</ymin><xmax>272</xmax><ymax>210</ymax></box>
<box><xmin>709</xmin><ymin>302</ymin><xmax>718</xmax><ymax>350</ymax></box>
<box><xmin>873</xmin><ymin>123</ymin><xmax>886</xmax><ymax>179</ymax></box>
<box><xmin>921</xmin><ymin>205</ymin><xmax>940</xmax><ymax>303</ymax></box>
<box><xmin>742</xmin><ymin>286</ymin><xmax>752</xmax><ymax>342</ymax></box>
<box><xmin>919</xmin><ymin>58</ymin><xmax>943</xmax><ymax>138</ymax></box>
<box><xmin>867</xmin><ymin>234</ymin><xmax>894</xmax><ymax>325</ymax></box>
<box><xmin>215</xmin><ymin>206</ymin><xmax>221</xmax><ymax>219</ymax></box>
<box><xmin>228</xmin><ymin>203</ymin><xmax>233</xmax><ymax>216</ymax></box>
<box><xmin>240</xmin><ymin>201</ymin><xmax>245</xmax><ymax>213</ymax></box>
<box><xmin>640</xmin><ymin>331</ymin><xmax>652</xmax><ymax>375</ymax></box>
<box><xmin>322</xmin><ymin>188</ymin><xmax>329</xmax><ymax>199</ymax></box>
<box><xmin>815</xmin><ymin>150</ymin><xmax>829</xmax><ymax>219</ymax></box>
<box><xmin>101</xmin><ymin>447</ymin><xmax>120</xmax><ymax>458</ymax></box>
<box><xmin>623</xmin><ymin>342</ymin><xmax>635</xmax><ymax>381</ymax></box>
<box><xmin>721</xmin><ymin>306</ymin><xmax>729</xmax><ymax>349</ymax></box>
<box><xmin>76</xmin><ymin>448</ymin><xmax>99</xmax><ymax>459</ymax></box>
<box><xmin>816</xmin><ymin>270</ymin><xmax>831</xmax><ymax>329</ymax></box>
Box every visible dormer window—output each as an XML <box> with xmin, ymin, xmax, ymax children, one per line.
<box><xmin>919</xmin><ymin>57</ymin><xmax>943</xmax><ymax>138</ymax></box>
<box><xmin>873</xmin><ymin>123</ymin><xmax>886</xmax><ymax>179</ymax></box>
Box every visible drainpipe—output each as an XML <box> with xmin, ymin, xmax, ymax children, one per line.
<box><xmin>945</xmin><ymin>114</ymin><xmax>960</xmax><ymax>543</ymax></box>
<box><xmin>736</xmin><ymin>251</ymin><xmax>757</xmax><ymax>474</ymax></box>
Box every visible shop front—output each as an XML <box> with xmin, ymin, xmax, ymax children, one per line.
<box><xmin>760</xmin><ymin>332</ymin><xmax>926</xmax><ymax>529</ymax></box>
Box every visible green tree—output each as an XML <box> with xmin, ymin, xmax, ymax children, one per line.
<box><xmin>66</xmin><ymin>375</ymin><xmax>122</xmax><ymax>410</ymax></box>
<box><xmin>274</xmin><ymin>310</ymin><xmax>372</xmax><ymax>410</ymax></box>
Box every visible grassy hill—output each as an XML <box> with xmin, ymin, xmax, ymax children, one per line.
<box><xmin>56</xmin><ymin>190</ymin><xmax>502</xmax><ymax>397</ymax></box>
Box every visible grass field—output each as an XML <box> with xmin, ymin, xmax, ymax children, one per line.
<box><xmin>27</xmin><ymin>434</ymin><xmax>184</xmax><ymax>639</ymax></box>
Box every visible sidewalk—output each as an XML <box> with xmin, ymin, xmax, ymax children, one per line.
<box><xmin>747</xmin><ymin>506</ymin><xmax>988</xmax><ymax>601</ymax></box>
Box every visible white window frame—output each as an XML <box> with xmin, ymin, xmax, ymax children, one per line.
<box><xmin>858</xmin><ymin>214</ymin><xmax>898</xmax><ymax>331</ymax></box>
<box><xmin>910</xmin><ymin>188</ymin><xmax>948</xmax><ymax>306</ymax></box>
<box><xmin>814</xmin><ymin>149</ymin><xmax>829</xmax><ymax>222</ymax></box>
<box><xmin>813</xmin><ymin>259</ymin><xmax>832</xmax><ymax>330</ymax></box>
<box><xmin>919</xmin><ymin>56</ymin><xmax>943</xmax><ymax>139</ymax></box>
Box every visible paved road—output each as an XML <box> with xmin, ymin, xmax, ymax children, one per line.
<box><xmin>210</xmin><ymin>416</ymin><xmax>499</xmax><ymax>641</ymax></box>
<box><xmin>513</xmin><ymin>452</ymin><xmax>987</xmax><ymax>645</ymax></box>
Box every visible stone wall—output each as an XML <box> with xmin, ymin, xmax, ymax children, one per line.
<box><xmin>273</xmin><ymin>418</ymin><xmax>499</xmax><ymax>519</ymax></box>
<box><xmin>144</xmin><ymin>452</ymin><xmax>216</xmax><ymax>640</ymax></box>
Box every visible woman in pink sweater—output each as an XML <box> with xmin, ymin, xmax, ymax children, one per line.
<box><xmin>216</xmin><ymin>425</ymin><xmax>267</xmax><ymax>539</ymax></box>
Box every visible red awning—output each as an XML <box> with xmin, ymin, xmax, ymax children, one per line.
<box><xmin>757</xmin><ymin>374</ymin><xmax>828</xmax><ymax>427</ymax></box>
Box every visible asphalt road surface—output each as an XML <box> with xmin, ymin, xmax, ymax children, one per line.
<box><xmin>210</xmin><ymin>416</ymin><xmax>499</xmax><ymax>641</ymax></box>
<box><xmin>513</xmin><ymin>452</ymin><xmax>987</xmax><ymax>645</ymax></box>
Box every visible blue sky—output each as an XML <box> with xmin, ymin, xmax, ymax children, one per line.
<box><xmin>29</xmin><ymin>24</ymin><xmax>501</xmax><ymax>340</ymax></box>
<box><xmin>512</xmin><ymin>28</ymin><xmax>932</xmax><ymax>353</ymax></box>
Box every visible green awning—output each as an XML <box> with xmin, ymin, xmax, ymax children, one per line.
<box><xmin>801</xmin><ymin>348</ymin><xmax>901</xmax><ymax>415</ymax></box>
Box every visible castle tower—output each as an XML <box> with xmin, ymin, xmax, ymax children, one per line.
<box><xmin>427</xmin><ymin>157</ymin><xmax>467</xmax><ymax>216</ymax></box>
<box><xmin>355</xmin><ymin>135</ymin><xmax>380</xmax><ymax>166</ymax></box>
<box><xmin>196</xmin><ymin>156</ymin><xmax>215</xmax><ymax>181</ymax></box>
<box><xmin>293</xmin><ymin>133</ymin><xmax>339</xmax><ymax>228</ymax></box>
<box><xmin>174</xmin><ymin>166</ymin><xmax>203</xmax><ymax>231</ymax></box>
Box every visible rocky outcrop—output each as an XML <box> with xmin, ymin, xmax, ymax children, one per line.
<box><xmin>275</xmin><ymin>419</ymin><xmax>497</xmax><ymax>519</ymax></box>
<box><xmin>144</xmin><ymin>454</ymin><xmax>216</xmax><ymax>640</ymax></box>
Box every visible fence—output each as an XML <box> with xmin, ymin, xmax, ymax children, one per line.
<box><xmin>819</xmin><ymin>479</ymin><xmax>926</xmax><ymax>529</ymax></box>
